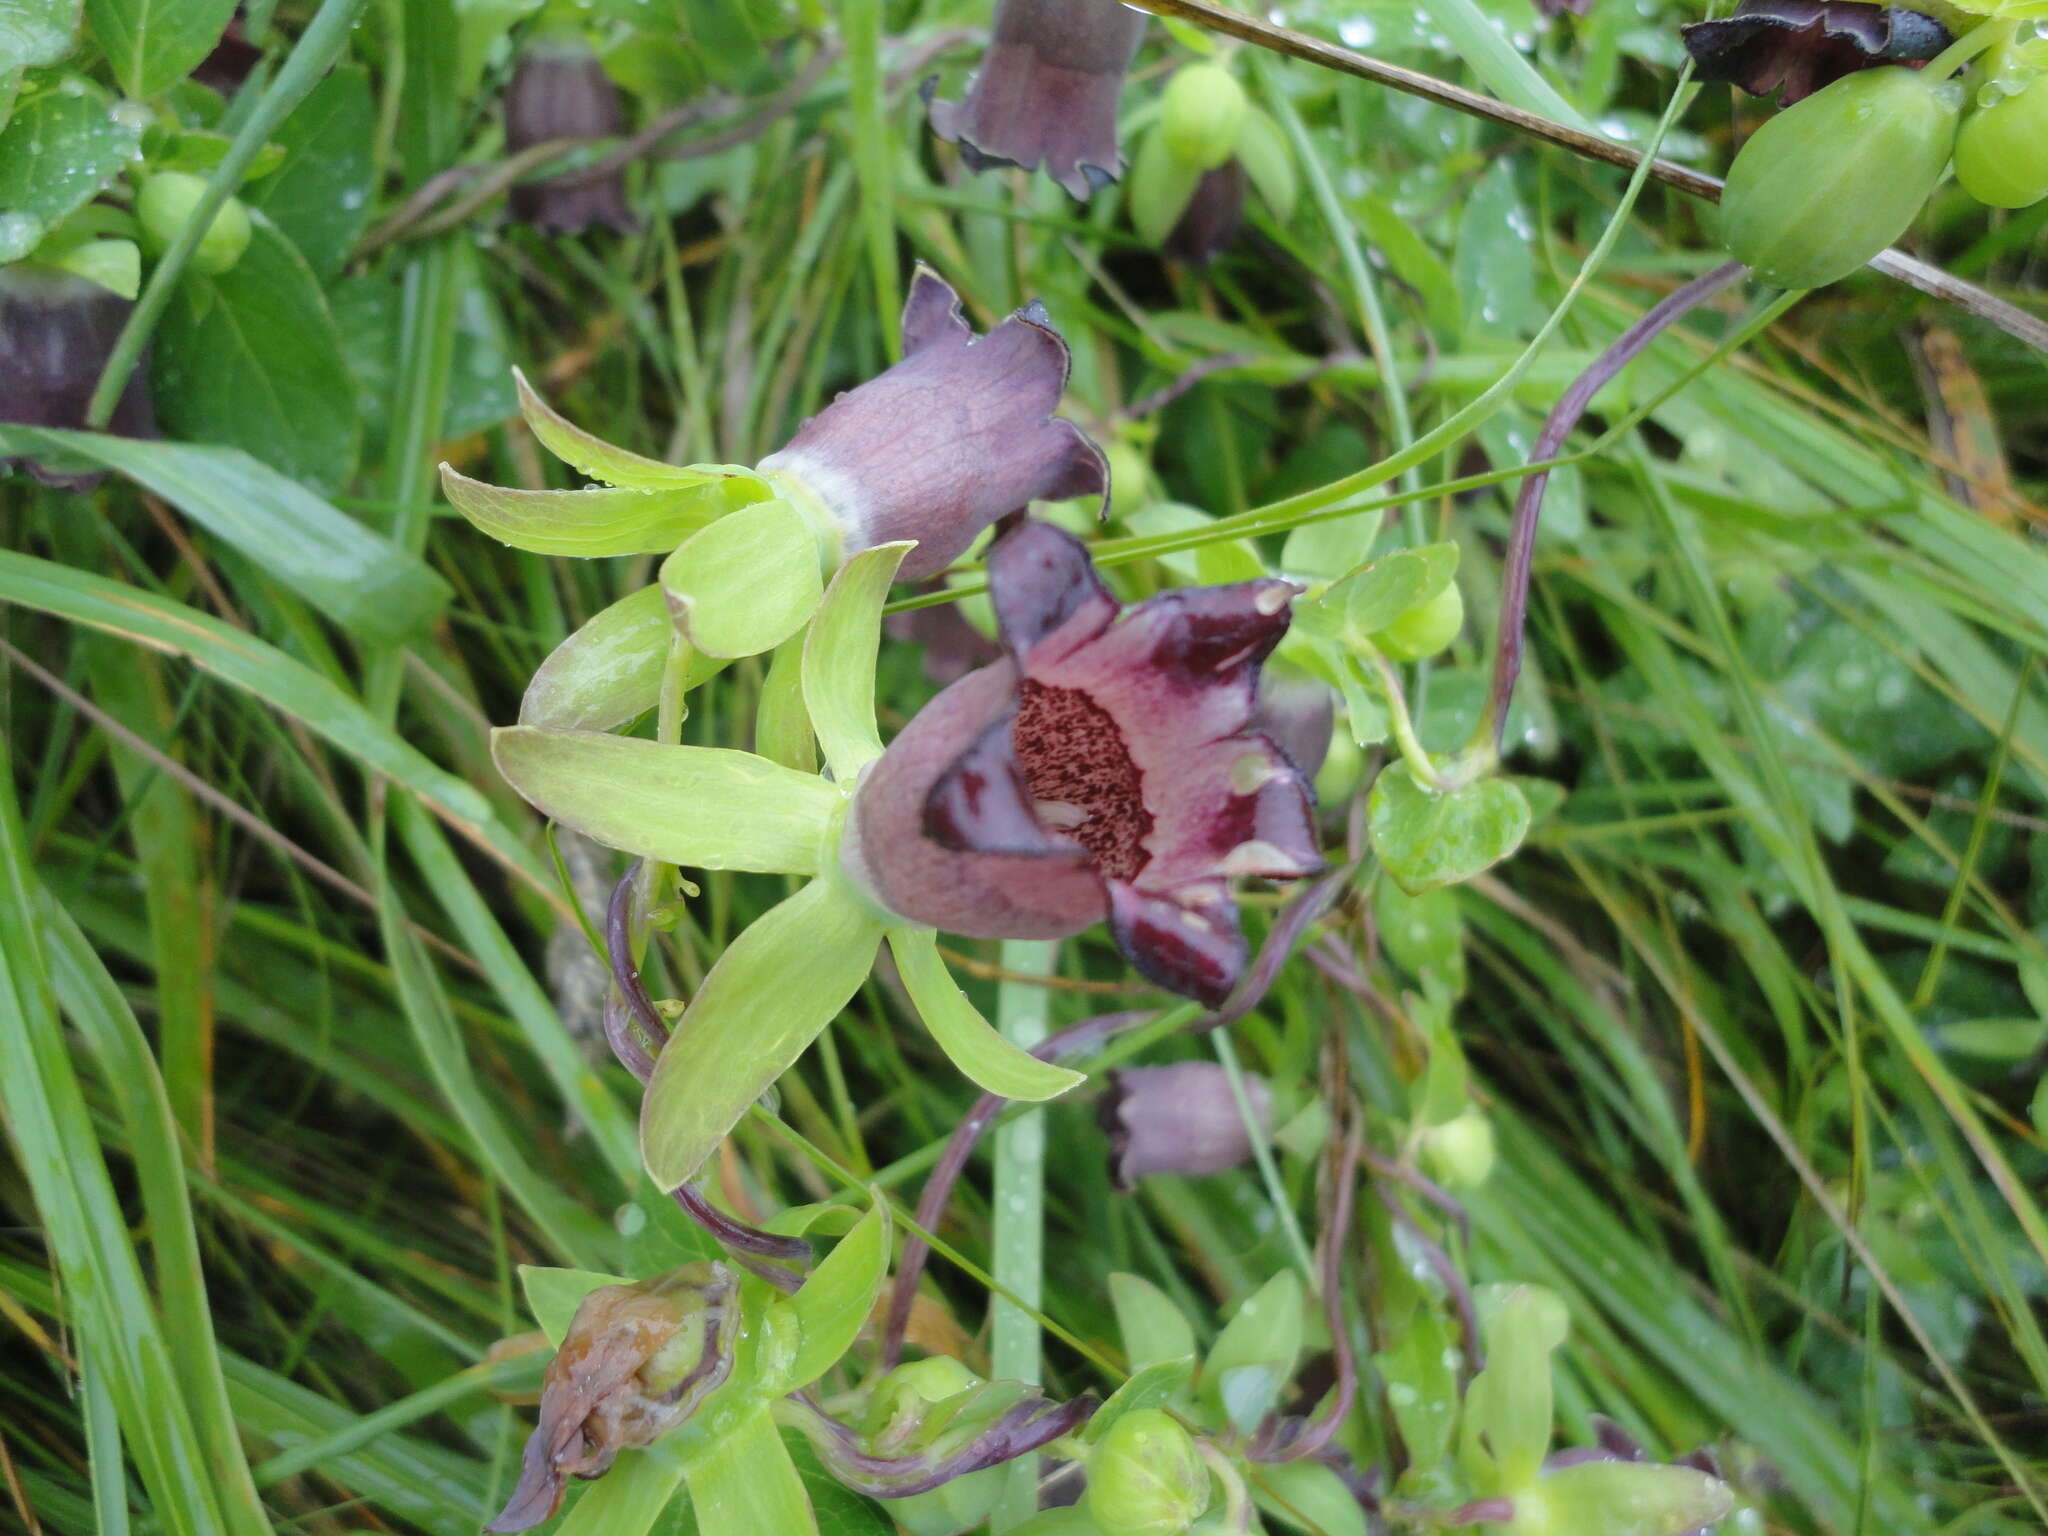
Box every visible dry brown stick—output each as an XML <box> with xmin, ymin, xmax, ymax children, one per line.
<box><xmin>1118</xmin><ymin>0</ymin><xmax>2048</xmax><ymax>354</ymax></box>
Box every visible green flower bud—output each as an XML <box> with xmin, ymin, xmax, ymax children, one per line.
<box><xmin>1371</xmin><ymin>580</ymin><xmax>1464</xmax><ymax>661</ymax></box>
<box><xmin>865</xmin><ymin>1356</ymin><xmax>987</xmax><ymax>1448</ymax></box>
<box><xmin>1719</xmin><ymin>66</ymin><xmax>1959</xmax><ymax>289</ymax></box>
<box><xmin>1084</xmin><ymin>1409</ymin><xmax>1210</xmax><ymax>1536</ymax></box>
<box><xmin>135</xmin><ymin>171</ymin><xmax>252</xmax><ymax>275</ymax></box>
<box><xmin>1160</xmin><ymin>64</ymin><xmax>1247</xmax><ymax>171</ymax></box>
<box><xmin>1955</xmin><ymin>71</ymin><xmax>2048</xmax><ymax>208</ymax></box>
<box><xmin>1421</xmin><ymin>1107</ymin><xmax>1496</xmax><ymax>1189</ymax></box>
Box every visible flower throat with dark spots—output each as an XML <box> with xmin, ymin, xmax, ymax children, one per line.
<box><xmin>1011</xmin><ymin>680</ymin><xmax>1151</xmax><ymax>881</ymax></box>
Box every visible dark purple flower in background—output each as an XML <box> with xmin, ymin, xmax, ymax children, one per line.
<box><xmin>1165</xmin><ymin>159</ymin><xmax>1249</xmax><ymax>266</ymax></box>
<box><xmin>193</xmin><ymin>16</ymin><xmax>262</xmax><ymax>96</ymax></box>
<box><xmin>1250</xmin><ymin>676</ymin><xmax>1334</xmax><ymax>781</ymax></box>
<box><xmin>841</xmin><ymin>521</ymin><xmax>1322</xmax><ymax>1005</ymax></box>
<box><xmin>505</xmin><ymin>30</ymin><xmax>636</xmax><ymax>235</ymax></box>
<box><xmin>760</xmin><ymin>267</ymin><xmax>1108</xmax><ymax>582</ymax></box>
<box><xmin>1</xmin><ymin>264</ymin><xmax>157</xmax><ymax>491</ymax></box>
<box><xmin>1533</xmin><ymin>0</ymin><xmax>1593</xmax><ymax>17</ymax></box>
<box><xmin>888</xmin><ymin>589</ymin><xmax>1005</xmax><ymax>684</ymax></box>
<box><xmin>926</xmin><ymin>0</ymin><xmax>1148</xmax><ymax>200</ymax></box>
<box><xmin>1680</xmin><ymin>0</ymin><xmax>1950</xmax><ymax>104</ymax></box>
<box><xmin>488</xmin><ymin>1266</ymin><xmax>740</xmax><ymax>1533</ymax></box>
<box><xmin>1101</xmin><ymin>1062</ymin><xmax>1273</xmax><ymax>1186</ymax></box>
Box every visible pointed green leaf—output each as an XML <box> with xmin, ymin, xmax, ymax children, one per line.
<box><xmin>757</xmin><ymin>637</ymin><xmax>817</xmax><ymax>772</ymax></box>
<box><xmin>661</xmin><ymin>497</ymin><xmax>825</xmax><ymax>659</ymax></box>
<box><xmin>1252</xmin><ymin>1460</ymin><xmax>1372</xmax><ymax>1536</ymax></box>
<box><xmin>441</xmin><ymin>463</ymin><xmax>729</xmax><ymax>556</ymax></box>
<box><xmin>640</xmin><ymin>876</ymin><xmax>885</xmax><ymax>1187</ymax></box>
<box><xmin>1082</xmin><ymin>1358</ymin><xmax>1196</xmax><ymax>1444</ymax></box>
<box><xmin>1110</xmin><ymin>1272</ymin><xmax>1197</xmax><ymax>1373</ymax></box>
<box><xmin>515</xmin><ymin>366</ymin><xmax>750</xmax><ymax>493</ymax></box>
<box><xmin>493</xmin><ymin>726</ymin><xmax>839</xmax><ymax>874</ymax></box>
<box><xmin>1235</xmin><ymin>105</ymin><xmax>1297</xmax><ymax>224</ymax></box>
<box><xmin>680</xmin><ymin>1401</ymin><xmax>817</xmax><ymax>1536</ymax></box>
<box><xmin>1202</xmin><ymin>1269</ymin><xmax>1303</xmax><ymax>1436</ymax></box>
<box><xmin>803</xmin><ymin>541</ymin><xmax>912</xmax><ymax>781</ymax></box>
<box><xmin>774</xmin><ymin>1199</ymin><xmax>891</xmax><ymax>1392</ymax></box>
<box><xmin>1460</xmin><ymin>1285</ymin><xmax>1565</xmax><ymax>1491</ymax></box>
<box><xmin>888</xmin><ymin>927</ymin><xmax>1084</xmax><ymax>1102</ymax></box>
<box><xmin>1336</xmin><ymin>542</ymin><xmax>1459</xmax><ymax>637</ymax></box>
<box><xmin>1523</xmin><ymin>1462</ymin><xmax>1734</xmax><ymax>1536</ymax></box>
<box><xmin>522</xmin><ymin>583</ymin><xmax>729</xmax><ymax>732</ymax></box>
<box><xmin>85</xmin><ymin>0</ymin><xmax>233</xmax><ymax>99</ymax></box>
<box><xmin>1368</xmin><ymin>766</ymin><xmax>1530</xmax><ymax>894</ymax></box>
<box><xmin>520</xmin><ymin>1265</ymin><xmax>633</xmax><ymax>1347</ymax></box>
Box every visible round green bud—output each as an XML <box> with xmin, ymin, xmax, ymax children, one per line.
<box><xmin>1371</xmin><ymin>581</ymin><xmax>1464</xmax><ymax>662</ymax></box>
<box><xmin>136</xmin><ymin>171</ymin><xmax>252</xmax><ymax>275</ymax></box>
<box><xmin>865</xmin><ymin>1356</ymin><xmax>982</xmax><ymax>1440</ymax></box>
<box><xmin>1160</xmin><ymin>64</ymin><xmax>1248</xmax><ymax>172</ymax></box>
<box><xmin>1421</xmin><ymin>1108</ymin><xmax>1496</xmax><ymax>1189</ymax></box>
<box><xmin>1720</xmin><ymin>66</ymin><xmax>1958</xmax><ymax>290</ymax></box>
<box><xmin>1955</xmin><ymin>72</ymin><xmax>2048</xmax><ymax>209</ymax></box>
<box><xmin>1085</xmin><ymin>1409</ymin><xmax>1209</xmax><ymax>1536</ymax></box>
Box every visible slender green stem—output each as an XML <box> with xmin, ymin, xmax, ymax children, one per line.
<box><xmin>990</xmin><ymin>938</ymin><xmax>1057</xmax><ymax>1531</ymax></box>
<box><xmin>1369</xmin><ymin>653</ymin><xmax>1442</xmax><ymax>790</ymax></box>
<box><xmin>85</xmin><ymin>0</ymin><xmax>371</xmax><ymax>427</ymax></box>
<box><xmin>1210</xmin><ymin>1030</ymin><xmax>1316</xmax><ymax>1284</ymax></box>
<box><xmin>1926</xmin><ymin>19</ymin><xmax>2013</xmax><ymax>82</ymax></box>
<box><xmin>843</xmin><ymin>0</ymin><xmax>901</xmax><ymax>357</ymax></box>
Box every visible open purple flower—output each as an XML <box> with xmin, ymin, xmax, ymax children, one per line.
<box><xmin>759</xmin><ymin>268</ymin><xmax>1108</xmax><ymax>582</ymax></box>
<box><xmin>926</xmin><ymin>0</ymin><xmax>1147</xmax><ymax>200</ymax></box>
<box><xmin>1</xmin><ymin>264</ymin><xmax>157</xmax><ymax>491</ymax></box>
<box><xmin>505</xmin><ymin>30</ymin><xmax>635</xmax><ymax>235</ymax></box>
<box><xmin>840</xmin><ymin>521</ymin><xmax>1322</xmax><ymax>1005</ymax></box>
<box><xmin>1101</xmin><ymin>1062</ymin><xmax>1273</xmax><ymax>1187</ymax></box>
<box><xmin>1680</xmin><ymin>0</ymin><xmax>1950</xmax><ymax>104</ymax></box>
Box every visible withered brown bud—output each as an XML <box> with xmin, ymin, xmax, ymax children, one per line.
<box><xmin>487</xmin><ymin>1265</ymin><xmax>740</xmax><ymax>1533</ymax></box>
<box><xmin>504</xmin><ymin>31</ymin><xmax>636</xmax><ymax>236</ymax></box>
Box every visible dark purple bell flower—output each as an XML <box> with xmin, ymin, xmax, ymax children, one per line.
<box><xmin>760</xmin><ymin>268</ymin><xmax>1108</xmax><ymax>583</ymax></box>
<box><xmin>1</xmin><ymin>264</ymin><xmax>157</xmax><ymax>491</ymax></box>
<box><xmin>505</xmin><ymin>31</ymin><xmax>635</xmax><ymax>235</ymax></box>
<box><xmin>888</xmin><ymin>588</ymin><xmax>1005</xmax><ymax>685</ymax></box>
<box><xmin>1680</xmin><ymin>0</ymin><xmax>1950</xmax><ymax>104</ymax></box>
<box><xmin>926</xmin><ymin>0</ymin><xmax>1148</xmax><ymax>200</ymax></box>
<box><xmin>193</xmin><ymin>18</ymin><xmax>262</xmax><ymax>95</ymax></box>
<box><xmin>1251</xmin><ymin>675</ymin><xmax>1334</xmax><ymax>781</ymax></box>
<box><xmin>840</xmin><ymin>521</ymin><xmax>1322</xmax><ymax>1005</ymax></box>
<box><xmin>1165</xmin><ymin>159</ymin><xmax>1249</xmax><ymax>266</ymax></box>
<box><xmin>1101</xmin><ymin>1062</ymin><xmax>1272</xmax><ymax>1187</ymax></box>
<box><xmin>1533</xmin><ymin>0</ymin><xmax>1593</xmax><ymax>16</ymax></box>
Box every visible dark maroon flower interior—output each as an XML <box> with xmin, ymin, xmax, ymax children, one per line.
<box><xmin>1012</xmin><ymin>679</ymin><xmax>1152</xmax><ymax>881</ymax></box>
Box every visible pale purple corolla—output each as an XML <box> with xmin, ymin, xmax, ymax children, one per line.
<box><xmin>840</xmin><ymin>521</ymin><xmax>1323</xmax><ymax>1005</ymax></box>
<box><xmin>0</xmin><ymin>264</ymin><xmax>158</xmax><ymax>490</ymax></box>
<box><xmin>1100</xmin><ymin>1062</ymin><xmax>1273</xmax><ymax>1187</ymax></box>
<box><xmin>504</xmin><ymin>30</ymin><xmax>635</xmax><ymax>235</ymax></box>
<box><xmin>760</xmin><ymin>268</ymin><xmax>1107</xmax><ymax>582</ymax></box>
<box><xmin>926</xmin><ymin>0</ymin><xmax>1148</xmax><ymax>199</ymax></box>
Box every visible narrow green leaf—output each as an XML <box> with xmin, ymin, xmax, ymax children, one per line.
<box><xmin>776</xmin><ymin>1199</ymin><xmax>890</xmax><ymax>1391</ymax></box>
<box><xmin>1368</xmin><ymin>766</ymin><xmax>1531</xmax><ymax>893</ymax></box>
<box><xmin>662</xmin><ymin>497</ymin><xmax>824</xmax><ymax>658</ymax></box>
<box><xmin>516</xmin><ymin>366</ymin><xmax>746</xmax><ymax>492</ymax></box>
<box><xmin>680</xmin><ymin>1401</ymin><xmax>817</xmax><ymax>1536</ymax></box>
<box><xmin>492</xmin><ymin>725</ymin><xmax>839</xmax><ymax>875</ymax></box>
<box><xmin>640</xmin><ymin>875</ymin><xmax>884</xmax><ymax>1187</ymax></box>
<box><xmin>520</xmin><ymin>1265</ymin><xmax>633</xmax><ymax>1347</ymax></box>
<box><xmin>0</xmin><ymin>427</ymin><xmax>448</xmax><ymax>644</ymax></box>
<box><xmin>85</xmin><ymin>0</ymin><xmax>234</xmax><ymax>96</ymax></box>
<box><xmin>887</xmin><ymin>927</ymin><xmax>1084</xmax><ymax>1102</ymax></box>
<box><xmin>521</xmin><ymin>583</ymin><xmax>728</xmax><ymax>733</ymax></box>
<box><xmin>441</xmin><ymin>463</ymin><xmax>729</xmax><ymax>557</ymax></box>
<box><xmin>803</xmin><ymin>541</ymin><xmax>912</xmax><ymax>781</ymax></box>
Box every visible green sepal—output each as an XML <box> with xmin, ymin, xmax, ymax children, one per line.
<box><xmin>887</xmin><ymin>927</ymin><xmax>1085</xmax><ymax>1102</ymax></box>
<box><xmin>1129</xmin><ymin>122</ymin><xmax>1203</xmax><ymax>249</ymax></box>
<box><xmin>804</xmin><ymin>541</ymin><xmax>912</xmax><ymax>781</ymax></box>
<box><xmin>756</xmin><ymin>636</ymin><xmax>818</xmax><ymax>772</ymax></box>
<box><xmin>440</xmin><ymin>463</ymin><xmax>732</xmax><ymax>557</ymax></box>
<box><xmin>1371</xmin><ymin>1303</ymin><xmax>1458</xmax><ymax>1473</ymax></box>
<box><xmin>1368</xmin><ymin>764</ymin><xmax>1531</xmax><ymax>894</ymax></box>
<box><xmin>521</xmin><ymin>584</ymin><xmax>728</xmax><ymax>732</ymax></box>
<box><xmin>515</xmin><ymin>366</ymin><xmax>754</xmax><ymax>493</ymax></box>
<box><xmin>1512</xmin><ymin>1460</ymin><xmax>1732</xmax><ymax>1536</ymax></box>
<box><xmin>1083</xmin><ymin>1358</ymin><xmax>1196</xmax><ymax>1445</ymax></box>
<box><xmin>520</xmin><ymin>1264</ymin><xmax>634</xmax><ymax>1347</ymax></box>
<box><xmin>492</xmin><ymin>725</ymin><xmax>841</xmax><ymax>875</ymax></box>
<box><xmin>1459</xmin><ymin>1285</ymin><xmax>1567</xmax><ymax>1492</ymax></box>
<box><xmin>1235</xmin><ymin>105</ymin><xmax>1297</xmax><ymax>225</ymax></box>
<box><xmin>1200</xmin><ymin>1268</ymin><xmax>1303</xmax><ymax>1436</ymax></box>
<box><xmin>639</xmin><ymin>873</ymin><xmax>886</xmax><ymax>1187</ymax></box>
<box><xmin>1110</xmin><ymin>1272</ymin><xmax>1198</xmax><ymax>1374</ymax></box>
<box><xmin>49</xmin><ymin>237</ymin><xmax>140</xmax><ymax>298</ymax></box>
<box><xmin>765</xmin><ymin>1198</ymin><xmax>891</xmax><ymax>1393</ymax></box>
<box><xmin>660</xmin><ymin>497</ymin><xmax>825</xmax><ymax>659</ymax></box>
<box><xmin>678</xmin><ymin>1400</ymin><xmax>819</xmax><ymax>1536</ymax></box>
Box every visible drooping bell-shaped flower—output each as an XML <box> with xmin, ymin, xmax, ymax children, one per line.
<box><xmin>489</xmin><ymin>1265</ymin><xmax>740</xmax><ymax>1532</ymax></box>
<box><xmin>1164</xmin><ymin>159</ymin><xmax>1249</xmax><ymax>266</ymax></box>
<box><xmin>1680</xmin><ymin>0</ymin><xmax>1950</xmax><ymax>104</ymax></box>
<box><xmin>1100</xmin><ymin>1062</ymin><xmax>1272</xmax><ymax>1187</ymax></box>
<box><xmin>504</xmin><ymin>29</ymin><xmax>635</xmax><ymax>235</ymax></box>
<box><xmin>1</xmin><ymin>263</ymin><xmax>157</xmax><ymax>490</ymax></box>
<box><xmin>840</xmin><ymin>521</ymin><xmax>1323</xmax><ymax>1005</ymax></box>
<box><xmin>759</xmin><ymin>267</ymin><xmax>1108</xmax><ymax>582</ymax></box>
<box><xmin>926</xmin><ymin>0</ymin><xmax>1148</xmax><ymax>199</ymax></box>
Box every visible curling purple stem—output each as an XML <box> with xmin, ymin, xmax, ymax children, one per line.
<box><xmin>1483</xmin><ymin>261</ymin><xmax>1748</xmax><ymax>757</ymax></box>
